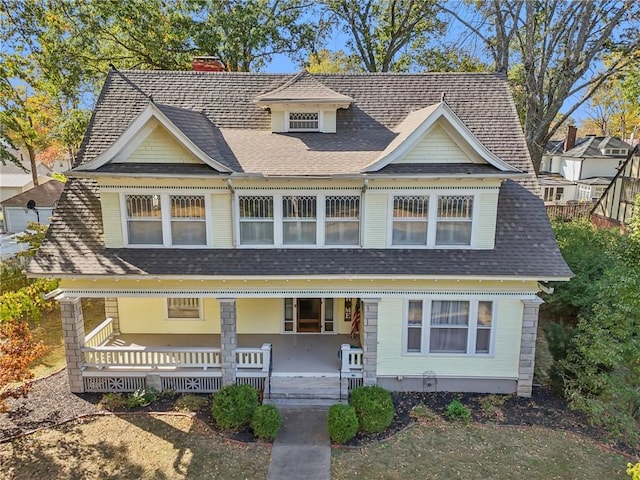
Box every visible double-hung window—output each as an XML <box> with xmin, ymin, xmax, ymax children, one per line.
<box><xmin>167</xmin><ymin>297</ymin><xmax>201</xmax><ymax>319</ymax></box>
<box><xmin>126</xmin><ymin>194</ymin><xmax>163</xmax><ymax>244</ymax></box>
<box><xmin>405</xmin><ymin>299</ymin><xmax>494</xmax><ymax>355</ymax></box>
<box><xmin>436</xmin><ymin>195</ymin><xmax>473</xmax><ymax>246</ymax></box>
<box><xmin>239</xmin><ymin>196</ymin><xmax>274</xmax><ymax>244</ymax></box>
<box><xmin>124</xmin><ymin>193</ymin><xmax>209</xmax><ymax>246</ymax></box>
<box><xmin>325</xmin><ymin>196</ymin><xmax>360</xmax><ymax>245</ymax></box>
<box><xmin>170</xmin><ymin>195</ymin><xmax>206</xmax><ymax>245</ymax></box>
<box><xmin>282</xmin><ymin>196</ymin><xmax>317</xmax><ymax>244</ymax></box>
<box><xmin>392</xmin><ymin>196</ymin><xmax>428</xmax><ymax>245</ymax></box>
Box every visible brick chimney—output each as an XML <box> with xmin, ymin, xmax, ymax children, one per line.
<box><xmin>192</xmin><ymin>56</ymin><xmax>226</xmax><ymax>72</ymax></box>
<box><xmin>564</xmin><ymin>125</ymin><xmax>577</xmax><ymax>152</ymax></box>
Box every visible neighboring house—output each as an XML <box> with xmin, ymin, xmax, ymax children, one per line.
<box><xmin>591</xmin><ymin>145</ymin><xmax>640</xmax><ymax>230</ymax></box>
<box><xmin>27</xmin><ymin>65</ymin><xmax>571</xmax><ymax>400</ymax></box>
<box><xmin>539</xmin><ymin>126</ymin><xmax>631</xmax><ymax>204</ymax></box>
<box><xmin>0</xmin><ymin>159</ymin><xmax>54</xmax><ymax>203</ymax></box>
<box><xmin>0</xmin><ymin>180</ymin><xmax>65</xmax><ymax>233</ymax></box>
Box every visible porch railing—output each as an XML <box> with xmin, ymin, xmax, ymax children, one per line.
<box><xmin>236</xmin><ymin>343</ymin><xmax>271</xmax><ymax>373</ymax></box>
<box><xmin>84</xmin><ymin>318</ymin><xmax>114</xmax><ymax>347</ymax></box>
<box><xmin>340</xmin><ymin>344</ymin><xmax>364</xmax><ymax>374</ymax></box>
<box><xmin>82</xmin><ymin>346</ymin><xmax>222</xmax><ymax>370</ymax></box>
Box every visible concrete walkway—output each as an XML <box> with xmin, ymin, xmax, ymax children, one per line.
<box><xmin>267</xmin><ymin>407</ymin><xmax>331</xmax><ymax>480</ymax></box>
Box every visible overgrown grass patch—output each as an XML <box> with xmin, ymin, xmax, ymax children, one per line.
<box><xmin>0</xmin><ymin>414</ymin><xmax>270</xmax><ymax>480</ymax></box>
<box><xmin>332</xmin><ymin>423</ymin><xmax>630</xmax><ymax>480</ymax></box>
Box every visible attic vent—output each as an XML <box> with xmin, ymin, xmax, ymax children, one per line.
<box><xmin>289</xmin><ymin>112</ymin><xmax>319</xmax><ymax>131</ymax></box>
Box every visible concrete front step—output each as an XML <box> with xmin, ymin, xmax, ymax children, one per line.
<box><xmin>267</xmin><ymin>376</ymin><xmax>345</xmax><ymax>400</ymax></box>
<box><xmin>263</xmin><ymin>398</ymin><xmax>345</xmax><ymax>408</ymax></box>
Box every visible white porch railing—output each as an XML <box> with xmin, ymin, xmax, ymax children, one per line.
<box><xmin>340</xmin><ymin>344</ymin><xmax>364</xmax><ymax>375</ymax></box>
<box><xmin>84</xmin><ymin>318</ymin><xmax>114</xmax><ymax>347</ymax></box>
<box><xmin>236</xmin><ymin>343</ymin><xmax>271</xmax><ymax>373</ymax></box>
<box><xmin>82</xmin><ymin>346</ymin><xmax>222</xmax><ymax>370</ymax></box>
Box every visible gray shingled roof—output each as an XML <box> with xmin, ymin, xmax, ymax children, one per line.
<box><xmin>255</xmin><ymin>70</ymin><xmax>354</xmax><ymax>103</ymax></box>
<box><xmin>554</xmin><ymin>136</ymin><xmax>632</xmax><ymax>158</ymax></box>
<box><xmin>1</xmin><ymin>180</ymin><xmax>65</xmax><ymax>207</ymax></box>
<box><xmin>27</xmin><ymin>70</ymin><xmax>570</xmax><ymax>280</ymax></box>
<box><xmin>74</xmin><ymin>70</ymin><xmax>535</xmax><ymax>182</ymax></box>
<box><xmin>28</xmin><ymin>178</ymin><xmax>572</xmax><ymax>279</ymax></box>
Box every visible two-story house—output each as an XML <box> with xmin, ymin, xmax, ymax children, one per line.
<box><xmin>27</xmin><ymin>65</ymin><xmax>571</xmax><ymax>399</ymax></box>
<box><xmin>539</xmin><ymin>126</ymin><xmax>632</xmax><ymax>204</ymax></box>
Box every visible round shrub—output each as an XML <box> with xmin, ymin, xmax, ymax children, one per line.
<box><xmin>349</xmin><ymin>385</ymin><xmax>394</xmax><ymax>433</ymax></box>
<box><xmin>252</xmin><ymin>404</ymin><xmax>282</xmax><ymax>441</ymax></box>
<box><xmin>212</xmin><ymin>384</ymin><xmax>259</xmax><ymax>430</ymax></box>
<box><xmin>327</xmin><ymin>404</ymin><xmax>358</xmax><ymax>444</ymax></box>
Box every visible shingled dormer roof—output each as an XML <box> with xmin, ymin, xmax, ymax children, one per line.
<box><xmin>254</xmin><ymin>70</ymin><xmax>353</xmax><ymax>105</ymax></box>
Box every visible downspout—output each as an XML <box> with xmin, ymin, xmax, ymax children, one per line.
<box><xmin>360</xmin><ymin>178</ymin><xmax>368</xmax><ymax>247</ymax></box>
<box><xmin>227</xmin><ymin>178</ymin><xmax>236</xmax><ymax>247</ymax></box>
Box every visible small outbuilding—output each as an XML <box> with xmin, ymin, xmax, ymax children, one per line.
<box><xmin>0</xmin><ymin>180</ymin><xmax>65</xmax><ymax>233</ymax></box>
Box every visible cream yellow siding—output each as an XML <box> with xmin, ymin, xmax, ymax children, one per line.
<box><xmin>363</xmin><ymin>192</ymin><xmax>388</xmax><ymax>247</ymax></box>
<box><xmin>322</xmin><ymin>110</ymin><xmax>336</xmax><ymax>133</ymax></box>
<box><xmin>118</xmin><ymin>297</ymin><xmax>220</xmax><ymax>334</ymax></box>
<box><xmin>270</xmin><ymin>109</ymin><xmax>286</xmax><ymax>133</ymax></box>
<box><xmin>377</xmin><ymin>297</ymin><xmax>523</xmax><ymax>379</ymax></box>
<box><xmin>126</xmin><ymin>126</ymin><xmax>201</xmax><ymax>164</ymax></box>
<box><xmin>100</xmin><ymin>192</ymin><xmax>123</xmax><ymax>248</ymax></box>
<box><xmin>237</xmin><ymin>298</ymin><xmax>282</xmax><ymax>333</ymax></box>
<box><xmin>474</xmin><ymin>191</ymin><xmax>499</xmax><ymax>249</ymax></box>
<box><xmin>211</xmin><ymin>193</ymin><xmax>233</xmax><ymax>247</ymax></box>
<box><xmin>398</xmin><ymin>124</ymin><xmax>472</xmax><ymax>164</ymax></box>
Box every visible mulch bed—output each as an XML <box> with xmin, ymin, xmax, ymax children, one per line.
<box><xmin>1</xmin><ymin>371</ymin><xmax>638</xmax><ymax>458</ymax></box>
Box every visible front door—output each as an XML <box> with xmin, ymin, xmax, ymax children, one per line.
<box><xmin>297</xmin><ymin>298</ymin><xmax>322</xmax><ymax>332</ymax></box>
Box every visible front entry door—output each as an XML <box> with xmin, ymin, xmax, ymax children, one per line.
<box><xmin>297</xmin><ymin>298</ymin><xmax>322</xmax><ymax>332</ymax></box>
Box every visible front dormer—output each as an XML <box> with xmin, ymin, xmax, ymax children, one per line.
<box><xmin>255</xmin><ymin>71</ymin><xmax>353</xmax><ymax>133</ymax></box>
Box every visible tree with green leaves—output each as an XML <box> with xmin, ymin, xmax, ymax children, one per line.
<box><xmin>322</xmin><ymin>0</ymin><xmax>444</xmax><ymax>72</ymax></box>
<box><xmin>441</xmin><ymin>0</ymin><xmax>640</xmax><ymax>173</ymax></box>
<box><xmin>306</xmin><ymin>49</ymin><xmax>363</xmax><ymax>74</ymax></box>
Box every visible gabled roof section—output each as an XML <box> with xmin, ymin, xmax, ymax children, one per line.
<box><xmin>255</xmin><ymin>70</ymin><xmax>353</xmax><ymax>107</ymax></box>
<box><xmin>561</xmin><ymin>136</ymin><xmax>632</xmax><ymax>159</ymax></box>
<box><xmin>76</xmin><ymin>102</ymin><xmax>236</xmax><ymax>173</ymax></box>
<box><xmin>363</xmin><ymin>102</ymin><xmax>521</xmax><ymax>173</ymax></box>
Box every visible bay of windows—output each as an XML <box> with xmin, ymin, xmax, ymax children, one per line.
<box><xmin>238</xmin><ymin>194</ymin><xmax>360</xmax><ymax>247</ymax></box>
<box><xmin>391</xmin><ymin>194</ymin><xmax>474</xmax><ymax>247</ymax></box>
<box><xmin>125</xmin><ymin>193</ymin><xmax>209</xmax><ymax>246</ymax></box>
<box><xmin>405</xmin><ymin>299</ymin><xmax>493</xmax><ymax>355</ymax></box>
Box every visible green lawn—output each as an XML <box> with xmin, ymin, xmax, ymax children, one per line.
<box><xmin>331</xmin><ymin>422</ymin><xmax>630</xmax><ymax>479</ymax></box>
<box><xmin>0</xmin><ymin>414</ymin><xmax>271</xmax><ymax>480</ymax></box>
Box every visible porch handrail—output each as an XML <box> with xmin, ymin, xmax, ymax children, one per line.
<box><xmin>235</xmin><ymin>344</ymin><xmax>271</xmax><ymax>370</ymax></box>
<box><xmin>82</xmin><ymin>345</ymin><xmax>222</xmax><ymax>370</ymax></box>
<box><xmin>84</xmin><ymin>318</ymin><xmax>114</xmax><ymax>347</ymax></box>
<box><xmin>340</xmin><ymin>344</ymin><xmax>364</xmax><ymax>374</ymax></box>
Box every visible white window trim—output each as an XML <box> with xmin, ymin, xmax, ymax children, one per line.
<box><xmin>387</xmin><ymin>190</ymin><xmax>479</xmax><ymax>249</ymax></box>
<box><xmin>235</xmin><ymin>191</ymin><xmax>361</xmax><ymax>248</ymax></box>
<box><xmin>285</xmin><ymin>110</ymin><xmax>323</xmax><ymax>132</ymax></box>
<box><xmin>165</xmin><ymin>297</ymin><xmax>204</xmax><ymax>321</ymax></box>
<box><xmin>121</xmin><ymin>192</ymin><xmax>212</xmax><ymax>248</ymax></box>
<box><xmin>401</xmin><ymin>297</ymin><xmax>496</xmax><ymax>357</ymax></box>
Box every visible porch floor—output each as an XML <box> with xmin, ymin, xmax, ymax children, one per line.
<box><xmin>104</xmin><ymin>334</ymin><xmax>358</xmax><ymax>375</ymax></box>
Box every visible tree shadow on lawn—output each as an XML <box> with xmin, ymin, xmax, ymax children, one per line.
<box><xmin>2</xmin><ymin>420</ymin><xmax>148</xmax><ymax>480</ymax></box>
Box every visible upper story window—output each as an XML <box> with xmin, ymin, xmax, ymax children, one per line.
<box><xmin>325</xmin><ymin>196</ymin><xmax>359</xmax><ymax>245</ymax></box>
<box><xmin>390</xmin><ymin>193</ymin><xmax>475</xmax><ymax>248</ymax></box>
<box><xmin>124</xmin><ymin>193</ymin><xmax>210</xmax><ymax>247</ymax></box>
<box><xmin>392</xmin><ymin>196</ymin><xmax>428</xmax><ymax>245</ymax></box>
<box><xmin>543</xmin><ymin>186</ymin><xmax>564</xmax><ymax>202</ymax></box>
<box><xmin>239</xmin><ymin>196</ymin><xmax>274</xmax><ymax>244</ymax></box>
<box><xmin>436</xmin><ymin>195</ymin><xmax>473</xmax><ymax>246</ymax></box>
<box><xmin>288</xmin><ymin>112</ymin><xmax>319</xmax><ymax>131</ymax></box>
<box><xmin>405</xmin><ymin>299</ymin><xmax>494</xmax><ymax>355</ymax></box>
<box><xmin>237</xmin><ymin>193</ymin><xmax>360</xmax><ymax>247</ymax></box>
<box><xmin>126</xmin><ymin>194</ymin><xmax>163</xmax><ymax>244</ymax></box>
<box><xmin>283</xmin><ymin>196</ymin><xmax>317</xmax><ymax>244</ymax></box>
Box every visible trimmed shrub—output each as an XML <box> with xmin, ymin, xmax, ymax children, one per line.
<box><xmin>349</xmin><ymin>385</ymin><xmax>394</xmax><ymax>433</ymax></box>
<box><xmin>99</xmin><ymin>393</ymin><xmax>127</xmax><ymax>411</ymax></box>
<box><xmin>126</xmin><ymin>387</ymin><xmax>159</xmax><ymax>408</ymax></box>
<box><xmin>174</xmin><ymin>394</ymin><xmax>209</xmax><ymax>412</ymax></box>
<box><xmin>212</xmin><ymin>384</ymin><xmax>259</xmax><ymax>430</ymax></box>
<box><xmin>327</xmin><ymin>404</ymin><xmax>358</xmax><ymax>444</ymax></box>
<box><xmin>252</xmin><ymin>404</ymin><xmax>282</xmax><ymax>441</ymax></box>
<box><xmin>444</xmin><ymin>399</ymin><xmax>472</xmax><ymax>423</ymax></box>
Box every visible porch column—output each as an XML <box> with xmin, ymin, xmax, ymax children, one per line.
<box><xmin>362</xmin><ymin>298</ymin><xmax>380</xmax><ymax>386</ymax></box>
<box><xmin>60</xmin><ymin>297</ymin><xmax>85</xmax><ymax>393</ymax></box>
<box><xmin>104</xmin><ymin>297</ymin><xmax>120</xmax><ymax>334</ymax></box>
<box><xmin>219</xmin><ymin>298</ymin><xmax>237</xmax><ymax>385</ymax></box>
<box><xmin>517</xmin><ymin>297</ymin><xmax>544</xmax><ymax>397</ymax></box>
